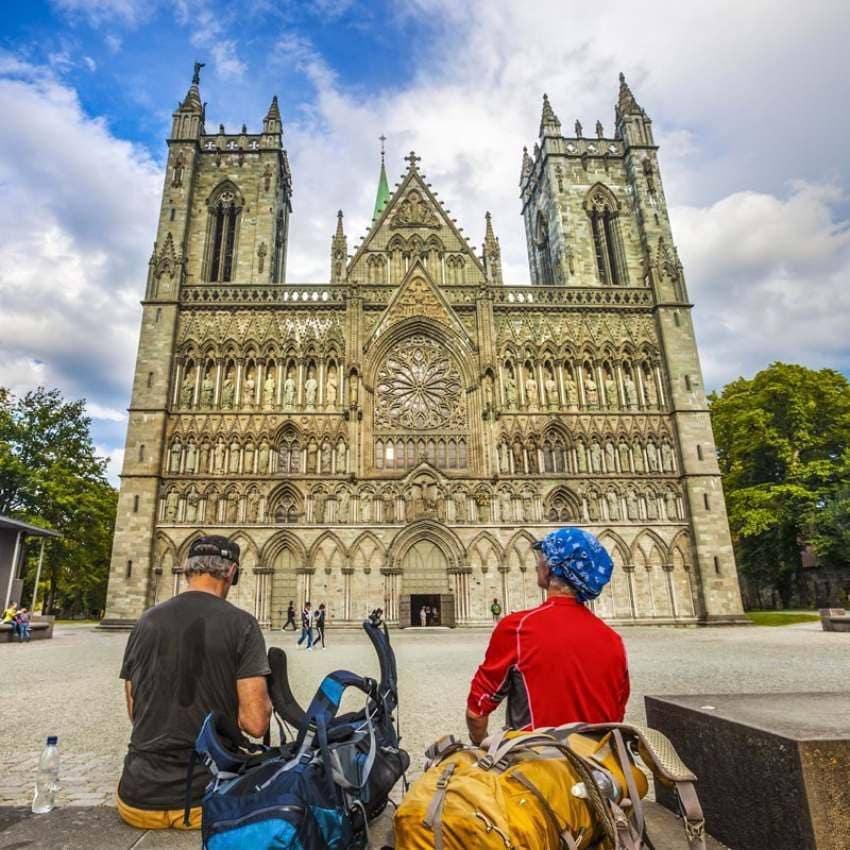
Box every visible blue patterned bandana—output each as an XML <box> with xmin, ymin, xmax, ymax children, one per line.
<box><xmin>533</xmin><ymin>527</ymin><xmax>614</xmax><ymax>602</ymax></box>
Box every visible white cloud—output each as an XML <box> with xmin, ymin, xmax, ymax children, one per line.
<box><xmin>83</xmin><ymin>55</ymin><xmax>97</xmax><ymax>72</ymax></box>
<box><xmin>51</xmin><ymin>0</ymin><xmax>153</xmax><ymax>26</ymax></box>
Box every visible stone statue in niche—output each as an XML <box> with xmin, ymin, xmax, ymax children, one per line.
<box><xmin>632</xmin><ymin>443</ymin><xmax>645</xmax><ymax>473</ymax></box>
<box><xmin>242</xmin><ymin>370</ymin><xmax>256</xmax><ymax>408</ymax></box>
<box><xmin>646</xmin><ymin>441</ymin><xmax>660</xmax><ymax>472</ymax></box>
<box><xmin>325</xmin><ymin>369</ymin><xmax>338</xmax><ymax>408</ymax></box>
<box><xmin>590</xmin><ymin>441</ymin><xmax>602</xmax><ymax>473</ymax></box>
<box><xmin>314</xmin><ymin>492</ymin><xmax>326</xmax><ymax>523</ymax></box>
<box><xmin>500</xmin><ymin>491</ymin><xmax>512</xmax><ymax>522</ymax></box>
<box><xmin>477</xmin><ymin>493</ymin><xmax>491</xmax><ymax>523</ymax></box>
<box><xmin>169</xmin><ymin>440</ymin><xmax>182</xmax><ymax>472</ymax></box>
<box><xmin>643</xmin><ymin>369</ymin><xmax>658</xmax><ymax>406</ymax></box>
<box><xmin>306</xmin><ymin>439</ymin><xmax>318</xmax><ymax>473</ymax></box>
<box><xmin>524</xmin><ymin>370</ymin><xmax>538</xmax><ymax>409</ymax></box>
<box><xmin>165</xmin><ymin>489</ymin><xmax>179</xmax><ymax>521</ymax></box>
<box><xmin>605</xmin><ymin>441</ymin><xmax>616</xmax><ymax>472</ymax></box>
<box><xmin>584</xmin><ymin>372</ymin><xmax>599</xmax><ymax>408</ymax></box>
<box><xmin>200</xmin><ymin>441</ymin><xmax>210</xmax><ymax>473</ymax></box>
<box><xmin>246</xmin><ymin>490</ymin><xmax>260</xmax><ymax>523</ymax></box>
<box><xmin>504</xmin><ymin>371</ymin><xmax>517</xmax><ymax>409</ymax></box>
<box><xmin>229</xmin><ymin>438</ymin><xmax>241</xmax><ymax>473</ymax></box>
<box><xmin>243</xmin><ymin>442</ymin><xmax>255</xmax><ymax>474</ymax></box>
<box><xmin>201</xmin><ymin>372</ymin><xmax>215</xmax><ymax>407</ymax></box>
<box><xmin>304</xmin><ymin>369</ymin><xmax>318</xmax><ymax>409</ymax></box>
<box><xmin>627</xmin><ymin>490</ymin><xmax>639</xmax><ymax>520</ymax></box>
<box><xmin>258</xmin><ymin>439</ymin><xmax>270</xmax><ymax>473</ymax></box>
<box><xmin>661</xmin><ymin>442</ymin><xmax>675</xmax><ymax>472</ymax></box>
<box><xmin>576</xmin><ymin>443</ymin><xmax>587</xmax><ymax>473</ymax></box>
<box><xmin>335</xmin><ymin>440</ymin><xmax>346</xmax><ymax>473</ymax></box>
<box><xmin>527</xmin><ymin>443</ymin><xmax>539</xmax><ymax>473</ymax></box>
<box><xmin>499</xmin><ymin>441</ymin><xmax>510</xmax><ymax>473</ymax></box>
<box><xmin>483</xmin><ymin>374</ymin><xmax>494</xmax><ymax>412</ymax></box>
<box><xmin>544</xmin><ymin>369</ymin><xmax>558</xmax><ymax>409</ymax></box>
<box><xmin>646</xmin><ymin>492</ymin><xmax>658</xmax><ymax>520</ymax></box>
<box><xmin>185</xmin><ymin>442</ymin><xmax>197</xmax><ymax>473</ymax></box>
<box><xmin>623</xmin><ymin>373</ymin><xmax>637</xmax><ymax>409</ymax></box>
<box><xmin>263</xmin><ymin>373</ymin><xmax>275</xmax><ymax>409</ymax></box>
<box><xmin>321</xmin><ymin>441</ymin><xmax>332</xmax><ymax>472</ymax></box>
<box><xmin>383</xmin><ymin>492</ymin><xmax>395</xmax><ymax>523</ymax></box>
<box><xmin>207</xmin><ymin>491</ymin><xmax>219</xmax><ymax>523</ymax></box>
<box><xmin>453</xmin><ymin>490</ymin><xmax>466</xmax><ymax>522</ymax></box>
<box><xmin>619</xmin><ymin>441</ymin><xmax>631</xmax><ymax>472</ymax></box>
<box><xmin>522</xmin><ymin>490</ymin><xmax>533</xmax><ymax>520</ymax></box>
<box><xmin>214</xmin><ymin>438</ymin><xmax>226</xmax><ymax>474</ymax></box>
<box><xmin>172</xmin><ymin>153</ymin><xmax>185</xmax><ymax>188</ymax></box>
<box><xmin>185</xmin><ymin>486</ymin><xmax>200</xmax><ymax>522</ymax></box>
<box><xmin>587</xmin><ymin>493</ymin><xmax>600</xmax><ymax>521</ymax></box>
<box><xmin>605</xmin><ymin>372</ymin><xmax>617</xmax><ymax>408</ymax></box>
<box><xmin>225</xmin><ymin>491</ymin><xmax>238</xmax><ymax>524</ymax></box>
<box><xmin>512</xmin><ymin>442</ymin><xmax>524</xmax><ymax>473</ymax></box>
<box><xmin>348</xmin><ymin>373</ymin><xmax>359</xmax><ymax>407</ymax></box>
<box><xmin>221</xmin><ymin>372</ymin><xmax>235</xmax><ymax>409</ymax></box>
<box><xmin>563</xmin><ymin>370</ymin><xmax>577</xmax><ymax>407</ymax></box>
<box><xmin>606</xmin><ymin>490</ymin><xmax>620</xmax><ymax>520</ymax></box>
<box><xmin>665</xmin><ymin>490</ymin><xmax>678</xmax><ymax>519</ymax></box>
<box><xmin>180</xmin><ymin>371</ymin><xmax>194</xmax><ymax>407</ymax></box>
<box><xmin>359</xmin><ymin>495</ymin><xmax>371</xmax><ymax>524</ymax></box>
<box><xmin>283</xmin><ymin>371</ymin><xmax>296</xmax><ymax>408</ymax></box>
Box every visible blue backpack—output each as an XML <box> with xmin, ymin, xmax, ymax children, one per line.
<box><xmin>192</xmin><ymin>617</ymin><xmax>409</xmax><ymax>850</ymax></box>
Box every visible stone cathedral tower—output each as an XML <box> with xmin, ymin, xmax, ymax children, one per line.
<box><xmin>102</xmin><ymin>69</ymin><xmax>744</xmax><ymax>628</ymax></box>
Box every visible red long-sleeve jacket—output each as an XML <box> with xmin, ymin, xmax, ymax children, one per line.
<box><xmin>467</xmin><ymin>596</ymin><xmax>630</xmax><ymax>729</ymax></box>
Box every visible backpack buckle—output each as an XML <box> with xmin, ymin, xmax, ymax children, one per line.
<box><xmin>477</xmin><ymin>755</ymin><xmax>495</xmax><ymax>770</ymax></box>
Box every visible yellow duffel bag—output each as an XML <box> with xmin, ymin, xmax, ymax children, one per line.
<box><xmin>393</xmin><ymin>724</ymin><xmax>705</xmax><ymax>850</ymax></box>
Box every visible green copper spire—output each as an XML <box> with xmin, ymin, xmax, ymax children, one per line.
<box><xmin>373</xmin><ymin>134</ymin><xmax>390</xmax><ymax>220</ymax></box>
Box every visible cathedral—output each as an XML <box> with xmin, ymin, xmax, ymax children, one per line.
<box><xmin>102</xmin><ymin>67</ymin><xmax>745</xmax><ymax>628</ymax></box>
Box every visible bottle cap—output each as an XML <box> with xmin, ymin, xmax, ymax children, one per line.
<box><xmin>47</xmin><ymin>736</ymin><xmax>58</xmax><ymax>746</ymax></box>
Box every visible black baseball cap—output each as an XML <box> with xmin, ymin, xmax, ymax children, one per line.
<box><xmin>188</xmin><ymin>535</ymin><xmax>240</xmax><ymax>564</ymax></box>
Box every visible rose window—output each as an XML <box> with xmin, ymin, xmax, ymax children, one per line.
<box><xmin>375</xmin><ymin>336</ymin><xmax>464</xmax><ymax>430</ymax></box>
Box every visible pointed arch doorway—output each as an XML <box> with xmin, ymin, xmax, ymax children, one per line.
<box><xmin>398</xmin><ymin>538</ymin><xmax>455</xmax><ymax>627</ymax></box>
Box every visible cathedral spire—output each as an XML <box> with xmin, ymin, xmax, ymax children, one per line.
<box><xmin>373</xmin><ymin>135</ymin><xmax>390</xmax><ymax>220</ymax></box>
<box><xmin>617</xmin><ymin>72</ymin><xmax>645</xmax><ymax>117</ymax></box>
<box><xmin>482</xmin><ymin>211</ymin><xmax>503</xmax><ymax>284</ymax></box>
<box><xmin>263</xmin><ymin>95</ymin><xmax>282</xmax><ymax>135</ymax></box>
<box><xmin>172</xmin><ymin>62</ymin><xmax>204</xmax><ymax>139</ymax></box>
<box><xmin>539</xmin><ymin>93</ymin><xmax>562</xmax><ymax>138</ymax></box>
<box><xmin>615</xmin><ymin>72</ymin><xmax>654</xmax><ymax>146</ymax></box>
<box><xmin>179</xmin><ymin>62</ymin><xmax>204</xmax><ymax>113</ymax></box>
<box><xmin>330</xmin><ymin>209</ymin><xmax>347</xmax><ymax>283</ymax></box>
<box><xmin>520</xmin><ymin>146</ymin><xmax>533</xmax><ymax>184</ymax></box>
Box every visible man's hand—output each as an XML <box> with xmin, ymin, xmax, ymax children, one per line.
<box><xmin>237</xmin><ymin>676</ymin><xmax>273</xmax><ymax>738</ymax></box>
<box><xmin>466</xmin><ymin>709</ymin><xmax>489</xmax><ymax>747</ymax></box>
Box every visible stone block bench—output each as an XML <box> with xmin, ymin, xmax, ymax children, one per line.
<box><xmin>646</xmin><ymin>693</ymin><xmax>850</xmax><ymax>850</ymax></box>
<box><xmin>819</xmin><ymin>608</ymin><xmax>850</xmax><ymax>632</ymax></box>
<box><xmin>0</xmin><ymin>616</ymin><xmax>54</xmax><ymax>642</ymax></box>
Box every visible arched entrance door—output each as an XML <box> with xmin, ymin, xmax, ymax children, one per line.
<box><xmin>269</xmin><ymin>547</ymin><xmax>297</xmax><ymax>629</ymax></box>
<box><xmin>399</xmin><ymin>539</ymin><xmax>455</xmax><ymax>627</ymax></box>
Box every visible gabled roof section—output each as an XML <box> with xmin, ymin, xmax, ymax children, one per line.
<box><xmin>364</xmin><ymin>259</ymin><xmax>474</xmax><ymax>352</ymax></box>
<box><xmin>348</xmin><ymin>151</ymin><xmax>486</xmax><ymax>283</ymax></box>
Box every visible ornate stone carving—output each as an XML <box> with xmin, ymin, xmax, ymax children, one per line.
<box><xmin>389</xmin><ymin>189</ymin><xmax>440</xmax><ymax>229</ymax></box>
<box><xmin>375</xmin><ymin>336</ymin><xmax>464</xmax><ymax>430</ymax></box>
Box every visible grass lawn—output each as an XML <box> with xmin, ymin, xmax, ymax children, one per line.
<box><xmin>746</xmin><ymin>610</ymin><xmax>821</xmax><ymax>627</ymax></box>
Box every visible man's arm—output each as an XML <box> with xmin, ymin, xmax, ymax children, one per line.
<box><xmin>237</xmin><ymin>677</ymin><xmax>272</xmax><ymax>738</ymax></box>
<box><xmin>465</xmin><ymin>618</ymin><xmax>518</xmax><ymax>745</ymax></box>
<box><xmin>124</xmin><ymin>680</ymin><xmax>134</xmax><ymax>722</ymax></box>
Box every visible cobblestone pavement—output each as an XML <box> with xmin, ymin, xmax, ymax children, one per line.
<box><xmin>0</xmin><ymin>620</ymin><xmax>845</xmax><ymax>808</ymax></box>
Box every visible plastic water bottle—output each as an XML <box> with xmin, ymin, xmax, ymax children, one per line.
<box><xmin>32</xmin><ymin>736</ymin><xmax>60</xmax><ymax>814</ymax></box>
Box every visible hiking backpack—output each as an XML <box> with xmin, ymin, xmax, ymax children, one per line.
<box><xmin>191</xmin><ymin>617</ymin><xmax>410</xmax><ymax>850</ymax></box>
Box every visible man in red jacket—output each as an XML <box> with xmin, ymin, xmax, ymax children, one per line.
<box><xmin>466</xmin><ymin>527</ymin><xmax>629</xmax><ymax>744</ymax></box>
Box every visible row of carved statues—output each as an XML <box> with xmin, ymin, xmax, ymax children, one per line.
<box><xmin>167</xmin><ymin>433</ymin><xmax>348</xmax><ymax>475</ymax></box>
<box><xmin>175</xmin><ymin>357</ymin><xmax>357</xmax><ymax>411</ymax></box>
<box><xmin>497</xmin><ymin>432</ymin><xmax>677</xmax><ymax>475</ymax></box>
<box><xmin>158</xmin><ymin>479</ymin><xmax>685</xmax><ymax>526</ymax></box>
<box><xmin>490</xmin><ymin>357</ymin><xmax>663</xmax><ymax>413</ymax></box>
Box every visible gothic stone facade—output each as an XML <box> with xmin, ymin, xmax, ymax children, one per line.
<box><xmin>103</xmin><ymin>73</ymin><xmax>745</xmax><ymax>628</ymax></box>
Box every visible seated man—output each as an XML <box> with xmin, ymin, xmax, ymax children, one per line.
<box><xmin>117</xmin><ymin>536</ymin><xmax>272</xmax><ymax>829</ymax></box>
<box><xmin>466</xmin><ymin>527</ymin><xmax>629</xmax><ymax>745</ymax></box>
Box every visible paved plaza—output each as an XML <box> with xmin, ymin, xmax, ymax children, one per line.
<box><xmin>0</xmin><ymin>620</ymin><xmax>846</xmax><ymax>811</ymax></box>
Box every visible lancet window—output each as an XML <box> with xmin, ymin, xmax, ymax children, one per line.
<box><xmin>206</xmin><ymin>183</ymin><xmax>242</xmax><ymax>282</ymax></box>
<box><xmin>534</xmin><ymin>212</ymin><xmax>554</xmax><ymax>283</ymax></box>
<box><xmin>585</xmin><ymin>185</ymin><xmax>626</xmax><ymax>286</ymax></box>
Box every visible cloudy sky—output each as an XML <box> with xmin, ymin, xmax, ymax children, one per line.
<box><xmin>2</xmin><ymin>0</ymin><xmax>849</xmax><ymax>483</ymax></box>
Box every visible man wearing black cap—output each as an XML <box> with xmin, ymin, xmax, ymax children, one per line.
<box><xmin>116</xmin><ymin>535</ymin><xmax>272</xmax><ymax>830</ymax></box>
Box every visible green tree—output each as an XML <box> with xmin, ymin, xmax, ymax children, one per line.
<box><xmin>709</xmin><ymin>363</ymin><xmax>850</xmax><ymax>606</ymax></box>
<box><xmin>0</xmin><ymin>387</ymin><xmax>117</xmax><ymax>616</ymax></box>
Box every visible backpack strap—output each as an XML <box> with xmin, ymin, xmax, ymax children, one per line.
<box><xmin>511</xmin><ymin>769</ymin><xmax>580</xmax><ymax>850</ymax></box>
<box><xmin>423</xmin><ymin>763</ymin><xmax>456</xmax><ymax>850</ymax></box>
<box><xmin>674</xmin><ymin>781</ymin><xmax>706</xmax><ymax>850</ymax></box>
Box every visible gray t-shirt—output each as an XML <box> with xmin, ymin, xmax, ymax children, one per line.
<box><xmin>118</xmin><ymin>591</ymin><xmax>270</xmax><ymax>809</ymax></box>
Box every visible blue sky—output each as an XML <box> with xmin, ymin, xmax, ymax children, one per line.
<box><xmin>1</xmin><ymin>0</ymin><xmax>849</xmax><ymax>483</ymax></box>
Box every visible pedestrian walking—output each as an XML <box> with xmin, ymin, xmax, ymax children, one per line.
<box><xmin>490</xmin><ymin>598</ymin><xmax>502</xmax><ymax>622</ymax></box>
<box><xmin>296</xmin><ymin>602</ymin><xmax>314</xmax><ymax>651</ymax></box>
<box><xmin>282</xmin><ymin>601</ymin><xmax>296</xmax><ymax>631</ymax></box>
<box><xmin>315</xmin><ymin>603</ymin><xmax>327</xmax><ymax>649</ymax></box>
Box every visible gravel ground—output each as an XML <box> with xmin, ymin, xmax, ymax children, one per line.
<box><xmin>0</xmin><ymin>619</ymin><xmax>845</xmax><ymax>807</ymax></box>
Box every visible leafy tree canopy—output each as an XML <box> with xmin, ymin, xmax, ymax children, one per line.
<box><xmin>709</xmin><ymin>363</ymin><xmax>850</xmax><ymax>604</ymax></box>
<box><xmin>0</xmin><ymin>387</ymin><xmax>117</xmax><ymax>616</ymax></box>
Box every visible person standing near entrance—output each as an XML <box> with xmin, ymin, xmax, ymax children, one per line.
<box><xmin>466</xmin><ymin>527</ymin><xmax>628</xmax><ymax>746</ymax></box>
<box><xmin>282</xmin><ymin>601</ymin><xmax>296</xmax><ymax>631</ymax></box>
<box><xmin>314</xmin><ymin>603</ymin><xmax>327</xmax><ymax>649</ymax></box>
<box><xmin>490</xmin><ymin>598</ymin><xmax>502</xmax><ymax>622</ymax></box>
<box><xmin>297</xmin><ymin>601</ymin><xmax>313</xmax><ymax>651</ymax></box>
<box><xmin>419</xmin><ymin>605</ymin><xmax>427</xmax><ymax>627</ymax></box>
